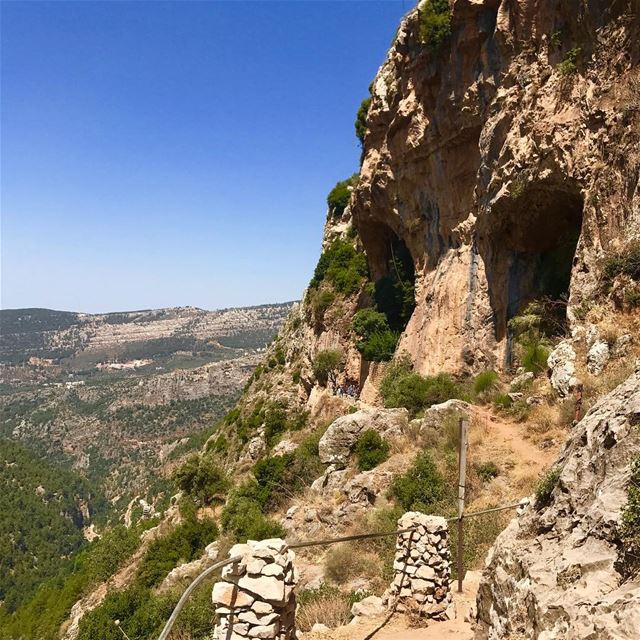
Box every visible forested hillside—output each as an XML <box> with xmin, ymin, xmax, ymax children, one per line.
<box><xmin>0</xmin><ymin>439</ymin><xmax>108</xmax><ymax>612</ymax></box>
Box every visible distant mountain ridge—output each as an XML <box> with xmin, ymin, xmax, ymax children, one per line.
<box><xmin>0</xmin><ymin>301</ymin><xmax>295</xmax><ymax>501</ymax></box>
<box><xmin>0</xmin><ymin>303</ymin><xmax>296</xmax><ymax>367</ymax></box>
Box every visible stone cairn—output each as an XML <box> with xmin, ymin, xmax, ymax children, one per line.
<box><xmin>212</xmin><ymin>538</ymin><xmax>297</xmax><ymax>640</ymax></box>
<box><xmin>386</xmin><ymin>512</ymin><xmax>453</xmax><ymax>620</ymax></box>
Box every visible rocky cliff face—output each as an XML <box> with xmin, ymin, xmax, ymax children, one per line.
<box><xmin>343</xmin><ymin>0</ymin><xmax>640</xmax><ymax>376</ymax></box>
<box><xmin>475</xmin><ymin>369</ymin><xmax>640</xmax><ymax>639</ymax></box>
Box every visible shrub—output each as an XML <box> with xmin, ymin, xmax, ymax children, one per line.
<box><xmin>357</xmin><ymin>328</ymin><xmax>399</xmax><ymax>362</ymax></box>
<box><xmin>508</xmin><ymin>298</ymin><xmax>567</xmax><ymax>342</ymax></box>
<box><xmin>475</xmin><ymin>461</ymin><xmax>499</xmax><ymax>482</ymax></box>
<box><xmin>86</xmin><ymin>526</ymin><xmax>140</xmax><ymax>583</ymax></box>
<box><xmin>602</xmin><ymin>241</ymin><xmax>640</xmax><ymax>284</ymax></box>
<box><xmin>353</xmin><ymin>307</ymin><xmax>389</xmax><ymax>336</ymax></box>
<box><xmin>390</xmin><ymin>453</ymin><xmax>446</xmax><ymax>512</ymax></box>
<box><xmin>245</xmin><ymin>435</ymin><xmax>323</xmax><ymax>513</ymax></box>
<box><xmin>493</xmin><ymin>393</ymin><xmax>512</xmax><ymax>410</ymax></box>
<box><xmin>535</xmin><ymin>467</ymin><xmax>561</xmax><ymax>509</ymax></box>
<box><xmin>252</xmin><ymin>455</ymin><xmax>292</xmax><ymax>508</ymax></box>
<box><xmin>207</xmin><ymin>433</ymin><xmax>228</xmax><ymax>454</ymax></box>
<box><xmin>310</xmin><ymin>288</ymin><xmax>336</xmax><ymax>325</ymax></box>
<box><xmin>172</xmin><ymin>455</ymin><xmax>229</xmax><ymax>505</ymax></box>
<box><xmin>327</xmin><ymin>175</ymin><xmax>357</xmax><ymax>218</ymax></box>
<box><xmin>263</xmin><ymin>402</ymin><xmax>288</xmax><ymax>446</ymax></box>
<box><xmin>353</xmin><ymin>308</ymin><xmax>399</xmax><ymax>362</ymax></box>
<box><xmin>220</xmin><ymin>495</ymin><xmax>285</xmax><ymax>542</ymax></box>
<box><xmin>418</xmin><ymin>0</ymin><xmax>452</xmax><ymax>50</ymax></box>
<box><xmin>355</xmin><ymin>97</ymin><xmax>372</xmax><ymax>146</ymax></box>
<box><xmin>624</xmin><ymin>286</ymin><xmax>640</xmax><ymax>307</ymax></box>
<box><xmin>522</xmin><ymin>341</ymin><xmax>550</xmax><ymax>374</ymax></box>
<box><xmin>380</xmin><ymin>356</ymin><xmax>464</xmax><ymax>416</ymax></box>
<box><xmin>324</xmin><ymin>544</ymin><xmax>373</xmax><ymax>585</ymax></box>
<box><xmin>557</xmin><ymin>47</ymin><xmax>581</xmax><ymax>75</ymax></box>
<box><xmin>423</xmin><ymin>373</ymin><xmax>464</xmax><ymax>406</ymax></box>
<box><xmin>619</xmin><ymin>457</ymin><xmax>640</xmax><ymax>573</ymax></box>
<box><xmin>136</xmin><ymin>516</ymin><xmax>218</xmax><ymax>588</ymax></box>
<box><xmin>473</xmin><ymin>370</ymin><xmax>499</xmax><ymax>396</ymax></box>
<box><xmin>312</xmin><ymin>349</ymin><xmax>344</xmax><ymax>387</ymax></box>
<box><xmin>310</xmin><ymin>239</ymin><xmax>368</xmax><ymax>295</ymax></box>
<box><xmin>355</xmin><ymin>429</ymin><xmax>390</xmax><ymax>471</ymax></box>
<box><xmin>382</xmin><ymin>371</ymin><xmax>430</xmax><ymax>416</ymax></box>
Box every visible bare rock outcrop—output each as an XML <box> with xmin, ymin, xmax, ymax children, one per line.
<box><xmin>475</xmin><ymin>371</ymin><xmax>640</xmax><ymax>639</ymax></box>
<box><xmin>547</xmin><ymin>340</ymin><xmax>579</xmax><ymax>397</ymax></box>
<box><xmin>349</xmin><ymin>0</ymin><xmax>640</xmax><ymax>377</ymax></box>
<box><xmin>318</xmin><ymin>407</ymin><xmax>408</xmax><ymax>468</ymax></box>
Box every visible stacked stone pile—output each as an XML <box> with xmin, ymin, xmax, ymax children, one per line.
<box><xmin>212</xmin><ymin>539</ymin><xmax>298</xmax><ymax>640</ymax></box>
<box><xmin>386</xmin><ymin>512</ymin><xmax>453</xmax><ymax>621</ymax></box>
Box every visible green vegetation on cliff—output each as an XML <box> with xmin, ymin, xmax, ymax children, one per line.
<box><xmin>310</xmin><ymin>239</ymin><xmax>368</xmax><ymax>295</ymax></box>
<box><xmin>380</xmin><ymin>356</ymin><xmax>464</xmax><ymax>416</ymax></box>
<box><xmin>327</xmin><ymin>175</ymin><xmax>358</xmax><ymax>218</ymax></box>
<box><xmin>418</xmin><ymin>0</ymin><xmax>452</xmax><ymax>50</ymax></box>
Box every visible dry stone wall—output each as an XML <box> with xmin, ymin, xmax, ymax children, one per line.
<box><xmin>386</xmin><ymin>512</ymin><xmax>453</xmax><ymax>621</ymax></box>
<box><xmin>212</xmin><ymin>539</ymin><xmax>297</xmax><ymax>640</ymax></box>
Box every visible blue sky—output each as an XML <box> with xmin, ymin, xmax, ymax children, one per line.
<box><xmin>1</xmin><ymin>0</ymin><xmax>409</xmax><ymax>313</ymax></box>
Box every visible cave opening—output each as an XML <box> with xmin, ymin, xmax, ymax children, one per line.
<box><xmin>481</xmin><ymin>184</ymin><xmax>584</xmax><ymax>342</ymax></box>
<box><xmin>364</xmin><ymin>222</ymin><xmax>417</xmax><ymax>333</ymax></box>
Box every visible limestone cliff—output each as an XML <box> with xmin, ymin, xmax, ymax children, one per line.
<box><xmin>353</xmin><ymin>0</ymin><xmax>640</xmax><ymax>376</ymax></box>
<box><xmin>475</xmin><ymin>369</ymin><xmax>640</xmax><ymax>639</ymax></box>
<box><xmin>226</xmin><ymin>0</ymin><xmax>640</xmax><ymax>460</ymax></box>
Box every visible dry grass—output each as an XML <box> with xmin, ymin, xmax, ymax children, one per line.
<box><xmin>581</xmin><ymin>358</ymin><xmax>636</xmax><ymax>407</ymax></box>
<box><xmin>525</xmin><ymin>403</ymin><xmax>566</xmax><ymax>446</ymax></box>
<box><xmin>296</xmin><ymin>590</ymin><xmax>352</xmax><ymax>631</ymax></box>
<box><xmin>324</xmin><ymin>543</ymin><xmax>381</xmax><ymax>586</ymax></box>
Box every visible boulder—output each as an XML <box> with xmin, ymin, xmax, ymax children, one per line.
<box><xmin>547</xmin><ymin>340</ymin><xmax>578</xmax><ymax>397</ymax></box>
<box><xmin>318</xmin><ymin>407</ymin><xmax>408</xmax><ymax>467</ymax></box>
<box><xmin>311</xmin><ymin>623</ymin><xmax>331</xmax><ymax>634</ymax></box>
<box><xmin>475</xmin><ymin>372</ymin><xmax>640</xmax><ymax>639</ymax></box>
<box><xmin>612</xmin><ymin>333</ymin><xmax>633</xmax><ymax>358</ymax></box>
<box><xmin>343</xmin><ymin>469</ymin><xmax>394</xmax><ymax>504</ymax></box>
<box><xmin>271</xmin><ymin>439</ymin><xmax>298</xmax><ymax>457</ymax></box>
<box><xmin>243</xmin><ymin>435</ymin><xmax>266</xmax><ymax>462</ymax></box>
<box><xmin>417</xmin><ymin>400</ymin><xmax>470</xmax><ymax>432</ymax></box>
<box><xmin>351</xmin><ymin>595</ymin><xmax>385</xmax><ymax>618</ymax></box>
<box><xmin>587</xmin><ymin>339</ymin><xmax>610</xmax><ymax>375</ymax></box>
<box><xmin>510</xmin><ymin>370</ymin><xmax>534</xmax><ymax>390</ymax></box>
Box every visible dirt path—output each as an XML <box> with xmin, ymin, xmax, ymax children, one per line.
<box><xmin>471</xmin><ymin>405</ymin><xmax>556</xmax><ymax>473</ymax></box>
<box><xmin>305</xmin><ymin>571</ymin><xmax>481</xmax><ymax>640</ymax></box>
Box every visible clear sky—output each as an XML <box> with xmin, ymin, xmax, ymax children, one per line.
<box><xmin>1</xmin><ymin>0</ymin><xmax>409</xmax><ymax>313</ymax></box>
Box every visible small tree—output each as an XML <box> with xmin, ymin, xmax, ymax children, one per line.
<box><xmin>313</xmin><ymin>349</ymin><xmax>344</xmax><ymax>387</ymax></box>
<box><xmin>418</xmin><ymin>0</ymin><xmax>452</xmax><ymax>50</ymax></box>
<box><xmin>172</xmin><ymin>455</ymin><xmax>229</xmax><ymax>505</ymax></box>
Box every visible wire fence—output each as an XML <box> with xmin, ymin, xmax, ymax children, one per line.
<box><xmin>154</xmin><ymin>499</ymin><xmax>525</xmax><ymax>640</ymax></box>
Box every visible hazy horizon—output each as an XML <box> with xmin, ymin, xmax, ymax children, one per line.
<box><xmin>1</xmin><ymin>1</ymin><xmax>409</xmax><ymax>313</ymax></box>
